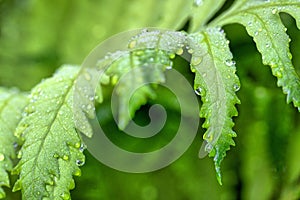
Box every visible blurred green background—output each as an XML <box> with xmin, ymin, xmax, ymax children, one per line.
<box><xmin>1</xmin><ymin>0</ymin><xmax>300</xmax><ymax>199</ymax></box>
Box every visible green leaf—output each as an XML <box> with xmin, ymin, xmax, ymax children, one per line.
<box><xmin>99</xmin><ymin>30</ymin><xmax>186</xmax><ymax>130</ymax></box>
<box><xmin>12</xmin><ymin>65</ymin><xmax>85</xmax><ymax>200</ymax></box>
<box><xmin>188</xmin><ymin>27</ymin><xmax>240</xmax><ymax>184</ymax></box>
<box><xmin>0</xmin><ymin>88</ymin><xmax>28</xmax><ymax>199</ymax></box>
<box><xmin>211</xmin><ymin>0</ymin><xmax>300</xmax><ymax>111</ymax></box>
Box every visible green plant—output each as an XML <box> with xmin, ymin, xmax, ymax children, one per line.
<box><xmin>0</xmin><ymin>0</ymin><xmax>300</xmax><ymax>199</ymax></box>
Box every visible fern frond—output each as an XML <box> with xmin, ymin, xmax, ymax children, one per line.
<box><xmin>188</xmin><ymin>28</ymin><xmax>240</xmax><ymax>184</ymax></box>
<box><xmin>12</xmin><ymin>65</ymin><xmax>85</xmax><ymax>200</ymax></box>
<box><xmin>0</xmin><ymin>88</ymin><xmax>27</xmax><ymax>199</ymax></box>
<box><xmin>97</xmin><ymin>30</ymin><xmax>186</xmax><ymax>130</ymax></box>
<box><xmin>211</xmin><ymin>0</ymin><xmax>300</xmax><ymax>110</ymax></box>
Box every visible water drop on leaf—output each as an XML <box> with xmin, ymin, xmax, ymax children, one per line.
<box><xmin>233</xmin><ymin>84</ymin><xmax>240</xmax><ymax>91</ymax></box>
<box><xmin>62</xmin><ymin>155</ymin><xmax>69</xmax><ymax>161</ymax></box>
<box><xmin>0</xmin><ymin>153</ymin><xmax>5</xmax><ymax>161</ymax></box>
<box><xmin>76</xmin><ymin>159</ymin><xmax>85</xmax><ymax>166</ymax></box>
<box><xmin>193</xmin><ymin>0</ymin><xmax>203</xmax><ymax>7</ymax></box>
<box><xmin>225</xmin><ymin>59</ymin><xmax>236</xmax><ymax>67</ymax></box>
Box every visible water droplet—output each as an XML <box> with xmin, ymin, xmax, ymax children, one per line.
<box><xmin>254</xmin><ymin>31</ymin><xmax>259</xmax><ymax>36</ymax></box>
<box><xmin>176</xmin><ymin>48</ymin><xmax>183</xmax><ymax>55</ymax></box>
<box><xmin>111</xmin><ymin>75</ymin><xmax>119</xmax><ymax>85</ymax></box>
<box><xmin>205</xmin><ymin>142</ymin><xmax>213</xmax><ymax>152</ymax></box>
<box><xmin>13</xmin><ymin>142</ymin><xmax>19</xmax><ymax>149</ymax></box>
<box><xmin>25</xmin><ymin>106</ymin><xmax>35</xmax><ymax>114</ymax></box>
<box><xmin>0</xmin><ymin>153</ymin><xmax>5</xmax><ymax>161</ymax></box>
<box><xmin>74</xmin><ymin>142</ymin><xmax>81</xmax><ymax>149</ymax></box>
<box><xmin>84</xmin><ymin>72</ymin><xmax>91</xmax><ymax>81</ymax></box>
<box><xmin>53</xmin><ymin>153</ymin><xmax>59</xmax><ymax>158</ymax></box>
<box><xmin>74</xmin><ymin>168</ymin><xmax>81</xmax><ymax>176</ymax></box>
<box><xmin>62</xmin><ymin>155</ymin><xmax>69</xmax><ymax>161</ymax></box>
<box><xmin>15</xmin><ymin>124</ymin><xmax>28</xmax><ymax>137</ymax></box>
<box><xmin>225</xmin><ymin>59</ymin><xmax>236</xmax><ymax>67</ymax></box>
<box><xmin>169</xmin><ymin>53</ymin><xmax>176</xmax><ymax>59</ymax></box>
<box><xmin>233</xmin><ymin>84</ymin><xmax>240</xmax><ymax>92</ymax></box>
<box><xmin>166</xmin><ymin>65</ymin><xmax>172</xmax><ymax>70</ymax></box>
<box><xmin>193</xmin><ymin>0</ymin><xmax>203</xmax><ymax>7</ymax></box>
<box><xmin>69</xmin><ymin>180</ymin><xmax>75</xmax><ymax>190</ymax></box>
<box><xmin>76</xmin><ymin>159</ymin><xmax>85</xmax><ymax>166</ymax></box>
<box><xmin>187</xmin><ymin>48</ymin><xmax>194</xmax><ymax>54</ymax></box>
<box><xmin>128</xmin><ymin>40</ymin><xmax>136</xmax><ymax>49</ymax></box>
<box><xmin>89</xmin><ymin>96</ymin><xmax>94</xmax><ymax>101</ymax></box>
<box><xmin>191</xmin><ymin>57</ymin><xmax>202</xmax><ymax>66</ymax></box>
<box><xmin>17</xmin><ymin>151</ymin><xmax>22</xmax><ymax>159</ymax></box>
<box><xmin>87</xmin><ymin>104</ymin><xmax>92</xmax><ymax>110</ymax></box>
<box><xmin>272</xmin><ymin>8</ymin><xmax>277</xmax><ymax>14</ymax></box>
<box><xmin>275</xmin><ymin>71</ymin><xmax>282</xmax><ymax>78</ymax></box>
<box><xmin>79</xmin><ymin>144</ymin><xmax>86</xmax><ymax>152</ymax></box>
<box><xmin>266</xmin><ymin>43</ymin><xmax>270</xmax><ymax>48</ymax></box>
<box><xmin>60</xmin><ymin>192</ymin><xmax>70</xmax><ymax>200</ymax></box>
<box><xmin>248</xmin><ymin>21</ymin><xmax>253</xmax><ymax>26</ymax></box>
<box><xmin>194</xmin><ymin>87</ymin><xmax>205</xmax><ymax>96</ymax></box>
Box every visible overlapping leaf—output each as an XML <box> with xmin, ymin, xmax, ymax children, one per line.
<box><xmin>211</xmin><ymin>0</ymin><xmax>300</xmax><ymax>110</ymax></box>
<box><xmin>98</xmin><ymin>30</ymin><xmax>186</xmax><ymax>130</ymax></box>
<box><xmin>0</xmin><ymin>88</ymin><xmax>27</xmax><ymax>199</ymax></box>
<box><xmin>188</xmin><ymin>27</ymin><xmax>240</xmax><ymax>184</ymax></box>
<box><xmin>12</xmin><ymin>66</ymin><xmax>85</xmax><ymax>199</ymax></box>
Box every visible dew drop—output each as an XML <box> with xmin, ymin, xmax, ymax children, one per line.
<box><xmin>191</xmin><ymin>57</ymin><xmax>202</xmax><ymax>66</ymax></box>
<box><xmin>87</xmin><ymin>104</ymin><xmax>92</xmax><ymax>110</ymax></box>
<box><xmin>275</xmin><ymin>71</ymin><xmax>282</xmax><ymax>78</ymax></box>
<box><xmin>194</xmin><ymin>87</ymin><xmax>205</xmax><ymax>96</ymax></box>
<box><xmin>187</xmin><ymin>48</ymin><xmax>194</xmax><ymax>54</ymax></box>
<box><xmin>111</xmin><ymin>75</ymin><xmax>119</xmax><ymax>85</ymax></box>
<box><xmin>205</xmin><ymin>143</ymin><xmax>213</xmax><ymax>152</ymax></box>
<box><xmin>166</xmin><ymin>65</ymin><xmax>172</xmax><ymax>70</ymax></box>
<box><xmin>272</xmin><ymin>8</ymin><xmax>277</xmax><ymax>14</ymax></box>
<box><xmin>84</xmin><ymin>72</ymin><xmax>91</xmax><ymax>81</ymax></box>
<box><xmin>128</xmin><ymin>40</ymin><xmax>136</xmax><ymax>49</ymax></box>
<box><xmin>248</xmin><ymin>21</ymin><xmax>253</xmax><ymax>26</ymax></box>
<box><xmin>0</xmin><ymin>153</ymin><xmax>5</xmax><ymax>161</ymax></box>
<box><xmin>176</xmin><ymin>48</ymin><xmax>184</xmax><ymax>55</ymax></box>
<box><xmin>266</xmin><ymin>43</ymin><xmax>270</xmax><ymax>48</ymax></box>
<box><xmin>254</xmin><ymin>31</ymin><xmax>259</xmax><ymax>36</ymax></box>
<box><xmin>60</xmin><ymin>192</ymin><xmax>70</xmax><ymax>200</ymax></box>
<box><xmin>74</xmin><ymin>168</ymin><xmax>82</xmax><ymax>176</ymax></box>
<box><xmin>17</xmin><ymin>151</ymin><xmax>22</xmax><ymax>159</ymax></box>
<box><xmin>53</xmin><ymin>153</ymin><xmax>59</xmax><ymax>158</ymax></box>
<box><xmin>13</xmin><ymin>142</ymin><xmax>18</xmax><ymax>149</ymax></box>
<box><xmin>193</xmin><ymin>0</ymin><xmax>203</xmax><ymax>7</ymax></box>
<box><xmin>76</xmin><ymin>159</ymin><xmax>85</xmax><ymax>166</ymax></box>
<box><xmin>169</xmin><ymin>53</ymin><xmax>176</xmax><ymax>59</ymax></box>
<box><xmin>79</xmin><ymin>144</ymin><xmax>86</xmax><ymax>152</ymax></box>
<box><xmin>62</xmin><ymin>155</ymin><xmax>69</xmax><ymax>161</ymax></box>
<box><xmin>233</xmin><ymin>84</ymin><xmax>240</xmax><ymax>92</ymax></box>
<box><xmin>225</xmin><ymin>59</ymin><xmax>236</xmax><ymax>67</ymax></box>
<box><xmin>69</xmin><ymin>180</ymin><xmax>75</xmax><ymax>190</ymax></box>
<box><xmin>74</xmin><ymin>142</ymin><xmax>81</xmax><ymax>149</ymax></box>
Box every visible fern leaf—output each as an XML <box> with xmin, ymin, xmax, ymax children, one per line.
<box><xmin>12</xmin><ymin>65</ymin><xmax>85</xmax><ymax>200</ymax></box>
<box><xmin>0</xmin><ymin>88</ymin><xmax>27</xmax><ymax>199</ymax></box>
<box><xmin>98</xmin><ymin>30</ymin><xmax>186</xmax><ymax>130</ymax></box>
<box><xmin>211</xmin><ymin>0</ymin><xmax>300</xmax><ymax>110</ymax></box>
<box><xmin>188</xmin><ymin>28</ymin><xmax>240</xmax><ymax>184</ymax></box>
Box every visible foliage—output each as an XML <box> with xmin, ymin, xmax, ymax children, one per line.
<box><xmin>0</xmin><ymin>0</ymin><xmax>300</xmax><ymax>199</ymax></box>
